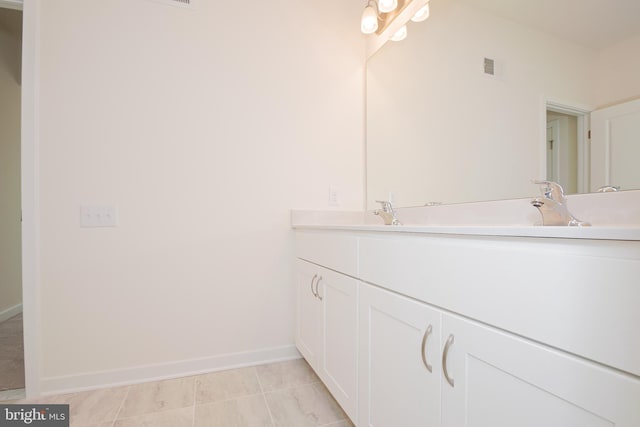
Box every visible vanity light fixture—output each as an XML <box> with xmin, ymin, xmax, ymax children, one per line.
<box><xmin>361</xmin><ymin>0</ymin><xmax>429</xmax><ymax>38</ymax></box>
<box><xmin>378</xmin><ymin>0</ymin><xmax>399</xmax><ymax>14</ymax></box>
<box><xmin>390</xmin><ymin>24</ymin><xmax>408</xmax><ymax>41</ymax></box>
<box><xmin>411</xmin><ymin>2</ymin><xmax>430</xmax><ymax>22</ymax></box>
<box><xmin>361</xmin><ymin>0</ymin><xmax>379</xmax><ymax>34</ymax></box>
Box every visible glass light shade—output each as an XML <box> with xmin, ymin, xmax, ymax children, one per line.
<box><xmin>411</xmin><ymin>3</ymin><xmax>430</xmax><ymax>22</ymax></box>
<box><xmin>361</xmin><ymin>5</ymin><xmax>379</xmax><ymax>34</ymax></box>
<box><xmin>390</xmin><ymin>25</ymin><xmax>407</xmax><ymax>41</ymax></box>
<box><xmin>378</xmin><ymin>0</ymin><xmax>398</xmax><ymax>13</ymax></box>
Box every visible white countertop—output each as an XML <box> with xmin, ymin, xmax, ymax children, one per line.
<box><xmin>292</xmin><ymin>222</ymin><xmax>640</xmax><ymax>241</ymax></box>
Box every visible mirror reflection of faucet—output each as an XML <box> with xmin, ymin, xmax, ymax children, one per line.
<box><xmin>530</xmin><ymin>180</ymin><xmax>590</xmax><ymax>226</ymax></box>
<box><xmin>374</xmin><ymin>199</ymin><xmax>402</xmax><ymax>225</ymax></box>
<box><xmin>597</xmin><ymin>185</ymin><xmax>620</xmax><ymax>193</ymax></box>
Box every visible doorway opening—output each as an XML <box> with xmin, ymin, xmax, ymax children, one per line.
<box><xmin>545</xmin><ymin>102</ymin><xmax>590</xmax><ymax>194</ymax></box>
<box><xmin>0</xmin><ymin>4</ymin><xmax>24</xmax><ymax>401</ymax></box>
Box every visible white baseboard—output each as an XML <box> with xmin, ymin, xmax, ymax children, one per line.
<box><xmin>0</xmin><ymin>303</ymin><xmax>22</xmax><ymax>323</ymax></box>
<box><xmin>40</xmin><ymin>345</ymin><xmax>301</xmax><ymax>396</ymax></box>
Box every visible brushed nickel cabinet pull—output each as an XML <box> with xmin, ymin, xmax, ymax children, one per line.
<box><xmin>310</xmin><ymin>274</ymin><xmax>318</xmax><ymax>297</ymax></box>
<box><xmin>443</xmin><ymin>334</ymin><xmax>455</xmax><ymax>387</ymax></box>
<box><xmin>315</xmin><ymin>276</ymin><xmax>323</xmax><ymax>300</ymax></box>
<box><xmin>421</xmin><ymin>324</ymin><xmax>433</xmax><ymax>373</ymax></box>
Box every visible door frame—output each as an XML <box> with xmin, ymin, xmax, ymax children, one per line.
<box><xmin>544</xmin><ymin>100</ymin><xmax>591</xmax><ymax>194</ymax></box>
<box><xmin>19</xmin><ymin>0</ymin><xmax>41</xmax><ymax>398</ymax></box>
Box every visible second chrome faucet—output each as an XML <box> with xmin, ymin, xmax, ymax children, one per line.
<box><xmin>530</xmin><ymin>180</ymin><xmax>590</xmax><ymax>226</ymax></box>
<box><xmin>374</xmin><ymin>200</ymin><xmax>401</xmax><ymax>225</ymax></box>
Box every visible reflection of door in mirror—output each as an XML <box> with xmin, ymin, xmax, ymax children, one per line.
<box><xmin>590</xmin><ymin>98</ymin><xmax>640</xmax><ymax>192</ymax></box>
<box><xmin>546</xmin><ymin>111</ymin><xmax>578</xmax><ymax>194</ymax></box>
<box><xmin>546</xmin><ymin>121</ymin><xmax>559</xmax><ymax>183</ymax></box>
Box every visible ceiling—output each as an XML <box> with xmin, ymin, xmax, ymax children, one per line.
<box><xmin>460</xmin><ymin>0</ymin><xmax>640</xmax><ymax>50</ymax></box>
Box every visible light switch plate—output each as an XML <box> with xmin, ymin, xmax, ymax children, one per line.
<box><xmin>80</xmin><ymin>205</ymin><xmax>118</xmax><ymax>227</ymax></box>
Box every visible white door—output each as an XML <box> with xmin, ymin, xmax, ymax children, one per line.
<box><xmin>590</xmin><ymin>98</ymin><xmax>640</xmax><ymax>192</ymax></box>
<box><xmin>441</xmin><ymin>313</ymin><xmax>640</xmax><ymax>427</ymax></box>
<box><xmin>547</xmin><ymin>120</ymin><xmax>559</xmax><ymax>182</ymax></box>
<box><xmin>317</xmin><ymin>269</ymin><xmax>358</xmax><ymax>422</ymax></box>
<box><xmin>358</xmin><ymin>283</ymin><xmax>441</xmax><ymax>427</ymax></box>
<box><xmin>295</xmin><ymin>260</ymin><xmax>322</xmax><ymax>371</ymax></box>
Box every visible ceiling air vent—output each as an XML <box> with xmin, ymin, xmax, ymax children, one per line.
<box><xmin>484</xmin><ymin>57</ymin><xmax>495</xmax><ymax>76</ymax></box>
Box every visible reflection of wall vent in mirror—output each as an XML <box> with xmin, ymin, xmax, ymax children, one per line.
<box><xmin>484</xmin><ymin>58</ymin><xmax>495</xmax><ymax>75</ymax></box>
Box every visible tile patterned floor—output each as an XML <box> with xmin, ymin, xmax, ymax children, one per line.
<box><xmin>0</xmin><ymin>313</ymin><xmax>25</xmax><ymax>391</ymax></box>
<box><xmin>13</xmin><ymin>359</ymin><xmax>354</xmax><ymax>427</ymax></box>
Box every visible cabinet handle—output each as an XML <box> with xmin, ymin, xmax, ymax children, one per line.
<box><xmin>310</xmin><ymin>274</ymin><xmax>318</xmax><ymax>297</ymax></box>
<box><xmin>442</xmin><ymin>334</ymin><xmax>455</xmax><ymax>387</ymax></box>
<box><xmin>315</xmin><ymin>276</ymin><xmax>323</xmax><ymax>300</ymax></box>
<box><xmin>421</xmin><ymin>324</ymin><xmax>433</xmax><ymax>373</ymax></box>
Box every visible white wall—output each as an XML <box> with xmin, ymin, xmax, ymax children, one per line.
<box><xmin>34</xmin><ymin>0</ymin><xmax>364</xmax><ymax>392</ymax></box>
<box><xmin>366</xmin><ymin>0</ymin><xmax>597</xmax><ymax>208</ymax></box>
<box><xmin>595</xmin><ymin>33</ymin><xmax>640</xmax><ymax>108</ymax></box>
<box><xmin>0</xmin><ymin>8</ymin><xmax>22</xmax><ymax>319</ymax></box>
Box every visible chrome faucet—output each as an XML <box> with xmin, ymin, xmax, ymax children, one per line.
<box><xmin>530</xmin><ymin>180</ymin><xmax>590</xmax><ymax>226</ymax></box>
<box><xmin>374</xmin><ymin>200</ymin><xmax>401</xmax><ymax>225</ymax></box>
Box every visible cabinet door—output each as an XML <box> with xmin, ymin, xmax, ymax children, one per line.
<box><xmin>295</xmin><ymin>259</ymin><xmax>322</xmax><ymax>371</ymax></box>
<box><xmin>441</xmin><ymin>313</ymin><xmax>640</xmax><ymax>427</ymax></box>
<box><xmin>317</xmin><ymin>268</ymin><xmax>358</xmax><ymax>422</ymax></box>
<box><xmin>359</xmin><ymin>283</ymin><xmax>441</xmax><ymax>427</ymax></box>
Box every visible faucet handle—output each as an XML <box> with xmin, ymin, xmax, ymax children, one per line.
<box><xmin>375</xmin><ymin>200</ymin><xmax>394</xmax><ymax>212</ymax></box>
<box><xmin>532</xmin><ymin>180</ymin><xmax>566</xmax><ymax>202</ymax></box>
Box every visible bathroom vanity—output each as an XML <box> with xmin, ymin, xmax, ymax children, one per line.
<box><xmin>293</xmin><ymin>217</ymin><xmax>640</xmax><ymax>426</ymax></box>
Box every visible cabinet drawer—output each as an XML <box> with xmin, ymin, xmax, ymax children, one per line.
<box><xmin>295</xmin><ymin>231</ymin><xmax>358</xmax><ymax>276</ymax></box>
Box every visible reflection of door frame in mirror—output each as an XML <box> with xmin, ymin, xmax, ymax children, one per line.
<box><xmin>544</xmin><ymin>101</ymin><xmax>591</xmax><ymax>194</ymax></box>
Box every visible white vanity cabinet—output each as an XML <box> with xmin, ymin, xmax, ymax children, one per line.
<box><xmin>358</xmin><ymin>281</ymin><xmax>640</xmax><ymax>427</ymax></box>
<box><xmin>294</xmin><ymin>227</ymin><xmax>640</xmax><ymax>427</ymax></box>
<box><xmin>295</xmin><ymin>258</ymin><xmax>358</xmax><ymax>422</ymax></box>
<box><xmin>440</xmin><ymin>313</ymin><xmax>640</xmax><ymax>427</ymax></box>
<box><xmin>358</xmin><ymin>283</ymin><xmax>441</xmax><ymax>427</ymax></box>
<box><xmin>296</xmin><ymin>259</ymin><xmax>323</xmax><ymax>370</ymax></box>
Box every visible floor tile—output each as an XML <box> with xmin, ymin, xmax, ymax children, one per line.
<box><xmin>255</xmin><ymin>359</ymin><xmax>319</xmax><ymax>392</ymax></box>
<box><xmin>265</xmin><ymin>382</ymin><xmax>347</xmax><ymax>427</ymax></box>
<box><xmin>73</xmin><ymin>423</ymin><xmax>114</xmax><ymax>427</ymax></box>
<box><xmin>0</xmin><ymin>313</ymin><xmax>25</xmax><ymax>391</ymax></box>
<box><xmin>320</xmin><ymin>420</ymin><xmax>354</xmax><ymax>427</ymax></box>
<box><xmin>196</xmin><ymin>367</ymin><xmax>261</xmax><ymax>404</ymax></box>
<box><xmin>0</xmin><ymin>358</ymin><xmax>25</xmax><ymax>391</ymax></box>
<box><xmin>118</xmin><ymin>377</ymin><xmax>194</xmax><ymax>418</ymax></box>
<box><xmin>6</xmin><ymin>361</ymin><xmax>348</xmax><ymax>427</ymax></box>
<box><xmin>0</xmin><ymin>387</ymin><xmax>25</xmax><ymax>402</ymax></box>
<box><xmin>113</xmin><ymin>407</ymin><xmax>193</xmax><ymax>427</ymax></box>
<box><xmin>32</xmin><ymin>387</ymin><xmax>128</xmax><ymax>426</ymax></box>
<box><xmin>194</xmin><ymin>394</ymin><xmax>273</xmax><ymax>427</ymax></box>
